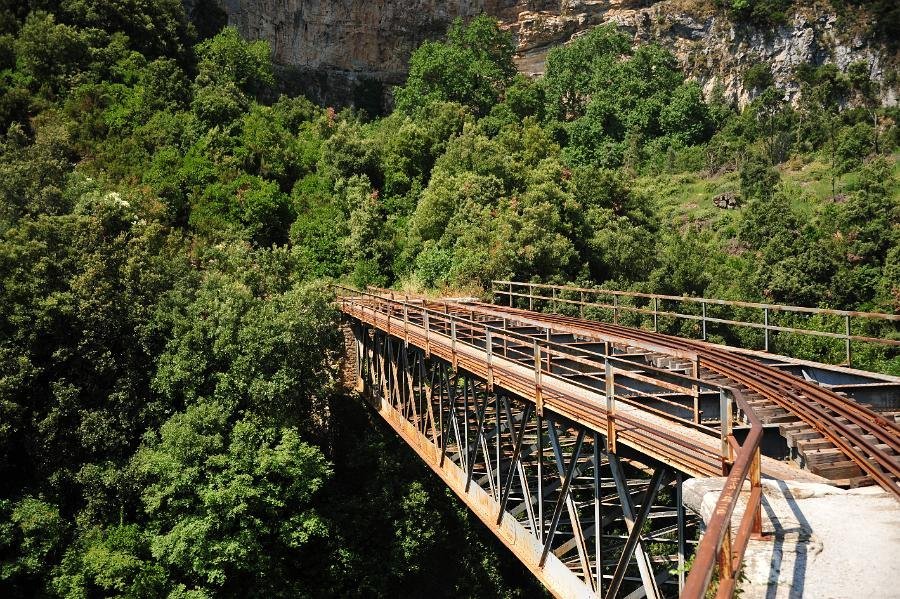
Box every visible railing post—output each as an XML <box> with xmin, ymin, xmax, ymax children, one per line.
<box><xmin>613</xmin><ymin>294</ymin><xmax>619</xmax><ymax>325</ymax></box>
<box><xmin>529</xmin><ymin>283</ymin><xmax>534</xmax><ymax>311</ymax></box>
<box><xmin>845</xmin><ymin>314</ymin><xmax>852</xmax><ymax>366</ymax></box>
<box><xmin>534</xmin><ymin>341</ymin><xmax>543</xmax><ymax>416</ymax></box>
<box><xmin>545</xmin><ymin>328</ymin><xmax>551</xmax><ymax>371</ymax></box>
<box><xmin>653</xmin><ymin>296</ymin><xmax>658</xmax><ymax>332</ymax></box>
<box><xmin>451</xmin><ymin>319</ymin><xmax>458</xmax><ymax>371</ymax></box>
<box><xmin>552</xmin><ymin>287</ymin><xmax>557</xmax><ymax>312</ymax></box>
<box><xmin>424</xmin><ymin>310</ymin><xmax>430</xmax><ymax>358</ymax></box>
<box><xmin>720</xmin><ymin>388</ymin><xmax>733</xmax><ymax>473</ymax></box>
<box><xmin>692</xmin><ymin>356</ymin><xmax>701</xmax><ymax>424</ymax></box>
<box><xmin>605</xmin><ymin>360</ymin><xmax>616</xmax><ymax>454</ymax></box>
<box><xmin>718</xmin><ymin>528</ymin><xmax>734</xmax><ymax>584</ymax></box>
<box><xmin>403</xmin><ymin>304</ymin><xmax>409</xmax><ymax>347</ymax></box>
<box><xmin>751</xmin><ymin>443</ymin><xmax>763</xmax><ymax>538</ymax></box>
<box><xmin>702</xmin><ymin>302</ymin><xmax>707</xmax><ymax>340</ymax></box>
<box><xmin>485</xmin><ymin>326</ymin><xmax>494</xmax><ymax>391</ymax></box>
<box><xmin>579</xmin><ymin>290</ymin><xmax>585</xmax><ymax>318</ymax></box>
<box><xmin>509</xmin><ymin>282</ymin><xmax>513</xmax><ymax>307</ymax></box>
<box><xmin>763</xmin><ymin>307</ymin><xmax>770</xmax><ymax>353</ymax></box>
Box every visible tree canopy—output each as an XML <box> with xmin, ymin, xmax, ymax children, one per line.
<box><xmin>0</xmin><ymin>4</ymin><xmax>898</xmax><ymax>597</ymax></box>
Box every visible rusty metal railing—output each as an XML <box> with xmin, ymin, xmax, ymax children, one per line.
<box><xmin>493</xmin><ymin>280</ymin><xmax>900</xmax><ymax>367</ymax></box>
<box><xmin>682</xmin><ymin>387</ymin><xmax>764</xmax><ymax>598</ymax></box>
<box><xmin>335</xmin><ymin>286</ymin><xmax>765</xmax><ymax>598</ymax></box>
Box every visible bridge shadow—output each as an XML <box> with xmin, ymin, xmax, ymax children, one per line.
<box><xmin>759</xmin><ymin>480</ymin><xmax>813</xmax><ymax>599</ymax></box>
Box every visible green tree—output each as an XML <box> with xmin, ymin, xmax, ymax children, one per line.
<box><xmin>395</xmin><ymin>15</ymin><xmax>515</xmax><ymax>117</ymax></box>
<box><xmin>739</xmin><ymin>151</ymin><xmax>779</xmax><ymax>201</ymax></box>
<box><xmin>0</xmin><ymin>498</ymin><xmax>67</xmax><ymax>594</ymax></box>
<box><xmin>195</xmin><ymin>27</ymin><xmax>274</xmax><ymax>99</ymax></box>
<box><xmin>544</xmin><ymin>25</ymin><xmax>710</xmax><ymax>168</ymax></box>
<box><xmin>52</xmin><ymin>525</ymin><xmax>167</xmax><ymax>598</ymax></box>
<box><xmin>14</xmin><ymin>12</ymin><xmax>89</xmax><ymax>98</ymax></box>
<box><xmin>133</xmin><ymin>400</ymin><xmax>331</xmax><ymax>597</ymax></box>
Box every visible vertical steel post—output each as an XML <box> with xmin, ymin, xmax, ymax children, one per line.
<box><xmin>751</xmin><ymin>443</ymin><xmax>763</xmax><ymax>538</ymax></box>
<box><xmin>720</xmin><ymin>388</ymin><xmax>733</xmax><ymax>473</ymax></box>
<box><xmin>544</xmin><ymin>328</ymin><xmax>551</xmax><ymax>372</ymax></box>
<box><xmin>593</xmin><ymin>432</ymin><xmax>603</xmax><ymax>597</ymax></box>
<box><xmin>764</xmin><ymin>307</ymin><xmax>770</xmax><ymax>352</ymax></box>
<box><xmin>605</xmin><ymin>360</ymin><xmax>616</xmax><ymax>453</ymax></box>
<box><xmin>692</xmin><ymin>356</ymin><xmax>701</xmax><ymax>424</ymax></box>
<box><xmin>677</xmin><ymin>471</ymin><xmax>686</xmax><ymax>594</ymax></box>
<box><xmin>613</xmin><ymin>294</ymin><xmax>618</xmax><ymax>324</ymax></box>
<box><xmin>495</xmin><ymin>392</ymin><xmax>500</xmax><ymax>502</ymax></box>
<box><xmin>509</xmin><ymin>282</ymin><xmax>513</xmax><ymax>307</ymax></box>
<box><xmin>653</xmin><ymin>296</ymin><xmax>658</xmax><ymax>332</ymax></box>
<box><xmin>451</xmin><ymin>319</ymin><xmax>457</xmax><ymax>371</ymax></box>
<box><xmin>537</xmin><ymin>412</ymin><xmax>544</xmax><ymax>542</ymax></box>
<box><xmin>534</xmin><ymin>341</ymin><xmax>543</xmax><ymax>416</ymax></box>
<box><xmin>423</xmin><ymin>310</ymin><xmax>430</xmax><ymax>357</ymax></box>
<box><xmin>702</xmin><ymin>302</ymin><xmax>707</xmax><ymax>340</ymax></box>
<box><xmin>529</xmin><ymin>283</ymin><xmax>534</xmax><ymax>311</ymax></box>
<box><xmin>485</xmin><ymin>327</ymin><xmax>494</xmax><ymax>391</ymax></box>
<box><xmin>580</xmin><ymin>290</ymin><xmax>585</xmax><ymax>319</ymax></box>
<box><xmin>463</xmin><ymin>374</ymin><xmax>469</xmax><ymax>476</ymax></box>
<box><xmin>403</xmin><ymin>304</ymin><xmax>409</xmax><ymax>347</ymax></box>
<box><xmin>845</xmin><ymin>314</ymin><xmax>852</xmax><ymax>366</ymax></box>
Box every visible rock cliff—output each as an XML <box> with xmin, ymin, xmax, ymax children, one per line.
<box><xmin>196</xmin><ymin>0</ymin><xmax>898</xmax><ymax>109</ymax></box>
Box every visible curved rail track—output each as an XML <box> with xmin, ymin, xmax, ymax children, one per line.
<box><xmin>460</xmin><ymin>300</ymin><xmax>900</xmax><ymax>497</ymax></box>
<box><xmin>341</xmin><ymin>287</ymin><xmax>899</xmax><ymax>597</ymax></box>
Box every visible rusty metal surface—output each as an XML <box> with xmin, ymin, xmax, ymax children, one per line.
<box><xmin>337</xmin><ymin>287</ymin><xmax>775</xmax><ymax>598</ymax></box>
<box><xmin>343</xmin><ymin>313</ymin><xmax>704</xmax><ymax>597</ymax></box>
<box><xmin>337</xmin><ymin>285</ymin><xmax>900</xmax><ymax>599</ymax></box>
<box><xmin>492</xmin><ymin>281</ymin><xmax>900</xmax><ymax>368</ymax></box>
<box><xmin>464</xmin><ymin>300</ymin><xmax>900</xmax><ymax>498</ymax></box>
<box><xmin>341</xmin><ymin>289</ymin><xmax>727</xmax><ymax>478</ymax></box>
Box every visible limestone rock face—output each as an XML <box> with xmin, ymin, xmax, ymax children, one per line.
<box><xmin>204</xmin><ymin>0</ymin><xmax>898</xmax><ymax>109</ymax></box>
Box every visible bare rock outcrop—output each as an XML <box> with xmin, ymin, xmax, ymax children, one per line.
<box><xmin>201</xmin><ymin>0</ymin><xmax>898</xmax><ymax>109</ymax></box>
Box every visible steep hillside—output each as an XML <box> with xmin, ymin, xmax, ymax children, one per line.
<box><xmin>195</xmin><ymin>0</ymin><xmax>899</xmax><ymax>109</ymax></box>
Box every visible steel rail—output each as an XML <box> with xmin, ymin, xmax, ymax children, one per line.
<box><xmin>496</xmin><ymin>305</ymin><xmax>900</xmax><ymax>454</ymax></box>
<box><xmin>337</xmin><ymin>288</ymin><xmax>768</xmax><ymax>598</ymax></box>
<box><xmin>337</xmin><ymin>289</ymin><xmax>730</xmax><ymax>474</ymax></box>
<box><xmin>463</xmin><ymin>301</ymin><xmax>900</xmax><ymax>496</ymax></box>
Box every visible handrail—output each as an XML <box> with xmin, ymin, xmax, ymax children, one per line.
<box><xmin>492</xmin><ymin>280</ymin><xmax>900</xmax><ymax>367</ymax></box>
<box><xmin>335</xmin><ymin>285</ymin><xmax>765</xmax><ymax>598</ymax></box>
<box><xmin>492</xmin><ymin>280</ymin><xmax>900</xmax><ymax>320</ymax></box>
<box><xmin>335</xmin><ymin>286</ymin><xmax>726</xmax><ymax>442</ymax></box>
<box><xmin>682</xmin><ymin>387</ymin><xmax>764</xmax><ymax>599</ymax></box>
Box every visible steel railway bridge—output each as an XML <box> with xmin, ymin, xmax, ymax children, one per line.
<box><xmin>336</xmin><ymin>282</ymin><xmax>900</xmax><ymax>599</ymax></box>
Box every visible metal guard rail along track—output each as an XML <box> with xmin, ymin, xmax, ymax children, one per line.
<box><xmin>492</xmin><ymin>280</ymin><xmax>900</xmax><ymax>367</ymax></box>
<box><xmin>485</xmin><ymin>284</ymin><xmax>900</xmax><ymax>496</ymax></box>
<box><xmin>336</xmin><ymin>286</ymin><xmax>765</xmax><ymax>598</ymax></box>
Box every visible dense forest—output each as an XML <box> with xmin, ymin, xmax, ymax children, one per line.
<box><xmin>0</xmin><ymin>1</ymin><xmax>897</xmax><ymax>597</ymax></box>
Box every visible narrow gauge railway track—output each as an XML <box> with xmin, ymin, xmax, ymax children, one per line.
<box><xmin>446</xmin><ymin>301</ymin><xmax>900</xmax><ymax>498</ymax></box>
<box><xmin>344</xmin><ymin>294</ymin><xmax>730</xmax><ymax>478</ymax></box>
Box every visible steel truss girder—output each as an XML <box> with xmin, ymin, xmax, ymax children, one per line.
<box><xmin>349</xmin><ymin>321</ymin><xmax>698</xmax><ymax>599</ymax></box>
